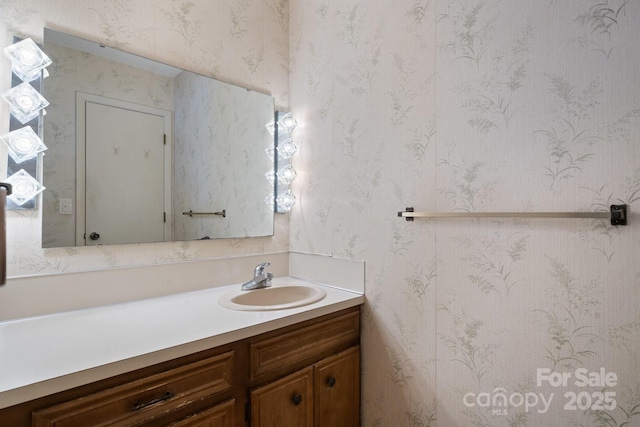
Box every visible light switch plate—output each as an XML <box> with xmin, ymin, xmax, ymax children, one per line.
<box><xmin>59</xmin><ymin>198</ymin><xmax>72</xmax><ymax>215</ymax></box>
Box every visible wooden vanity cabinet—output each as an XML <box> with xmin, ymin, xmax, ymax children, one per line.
<box><xmin>246</xmin><ymin>308</ymin><xmax>360</xmax><ymax>426</ymax></box>
<box><xmin>0</xmin><ymin>306</ymin><xmax>360</xmax><ymax>427</ymax></box>
<box><xmin>249</xmin><ymin>346</ymin><xmax>360</xmax><ymax>427</ymax></box>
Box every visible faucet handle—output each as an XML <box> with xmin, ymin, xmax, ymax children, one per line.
<box><xmin>254</xmin><ymin>262</ymin><xmax>270</xmax><ymax>277</ymax></box>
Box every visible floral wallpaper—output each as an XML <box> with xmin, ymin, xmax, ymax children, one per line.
<box><xmin>289</xmin><ymin>0</ymin><xmax>640</xmax><ymax>425</ymax></box>
<box><xmin>2</xmin><ymin>0</ymin><xmax>640</xmax><ymax>426</ymax></box>
<box><xmin>0</xmin><ymin>0</ymin><xmax>289</xmax><ymax>276</ymax></box>
<box><xmin>173</xmin><ymin>70</ymin><xmax>274</xmax><ymax>241</ymax></box>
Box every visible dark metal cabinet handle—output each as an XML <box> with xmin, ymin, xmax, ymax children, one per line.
<box><xmin>89</xmin><ymin>232</ymin><xmax>100</xmax><ymax>240</ymax></box>
<box><xmin>132</xmin><ymin>391</ymin><xmax>175</xmax><ymax>411</ymax></box>
<box><xmin>328</xmin><ymin>376</ymin><xmax>336</xmax><ymax>388</ymax></box>
<box><xmin>292</xmin><ymin>393</ymin><xmax>303</xmax><ymax>406</ymax></box>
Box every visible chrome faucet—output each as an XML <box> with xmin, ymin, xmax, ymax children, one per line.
<box><xmin>241</xmin><ymin>262</ymin><xmax>273</xmax><ymax>290</ymax></box>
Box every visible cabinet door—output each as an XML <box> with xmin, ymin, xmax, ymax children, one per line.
<box><xmin>314</xmin><ymin>346</ymin><xmax>360</xmax><ymax>427</ymax></box>
<box><xmin>250</xmin><ymin>366</ymin><xmax>313</xmax><ymax>427</ymax></box>
<box><xmin>166</xmin><ymin>399</ymin><xmax>234</xmax><ymax>427</ymax></box>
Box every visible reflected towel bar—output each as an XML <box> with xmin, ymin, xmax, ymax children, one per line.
<box><xmin>398</xmin><ymin>205</ymin><xmax>627</xmax><ymax>226</ymax></box>
<box><xmin>183</xmin><ymin>210</ymin><xmax>226</xmax><ymax>218</ymax></box>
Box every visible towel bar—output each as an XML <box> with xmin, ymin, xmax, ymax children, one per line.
<box><xmin>397</xmin><ymin>205</ymin><xmax>627</xmax><ymax>226</ymax></box>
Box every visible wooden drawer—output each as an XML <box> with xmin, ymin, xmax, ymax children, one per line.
<box><xmin>32</xmin><ymin>351</ymin><xmax>234</xmax><ymax>427</ymax></box>
<box><xmin>249</xmin><ymin>309</ymin><xmax>359</xmax><ymax>380</ymax></box>
<box><xmin>166</xmin><ymin>399</ymin><xmax>235</xmax><ymax>427</ymax></box>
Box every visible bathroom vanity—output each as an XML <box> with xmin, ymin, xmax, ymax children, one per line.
<box><xmin>0</xmin><ymin>278</ymin><xmax>363</xmax><ymax>426</ymax></box>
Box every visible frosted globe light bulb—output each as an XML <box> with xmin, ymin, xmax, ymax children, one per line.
<box><xmin>265</xmin><ymin>145</ymin><xmax>275</xmax><ymax>161</ymax></box>
<box><xmin>4</xmin><ymin>38</ymin><xmax>52</xmax><ymax>82</ymax></box>
<box><xmin>276</xmin><ymin>190</ymin><xmax>297</xmax><ymax>212</ymax></box>
<box><xmin>276</xmin><ymin>139</ymin><xmax>297</xmax><ymax>159</ymax></box>
<box><xmin>276</xmin><ymin>164</ymin><xmax>297</xmax><ymax>185</ymax></box>
<box><xmin>265</xmin><ymin>120</ymin><xmax>276</xmax><ymax>136</ymax></box>
<box><xmin>5</xmin><ymin>169</ymin><xmax>45</xmax><ymax>206</ymax></box>
<box><xmin>277</xmin><ymin>113</ymin><xmax>298</xmax><ymax>134</ymax></box>
<box><xmin>265</xmin><ymin>170</ymin><xmax>276</xmax><ymax>185</ymax></box>
<box><xmin>17</xmin><ymin>92</ymin><xmax>37</xmax><ymax>109</ymax></box>
<box><xmin>265</xmin><ymin>194</ymin><xmax>275</xmax><ymax>209</ymax></box>
<box><xmin>1</xmin><ymin>82</ymin><xmax>49</xmax><ymax>124</ymax></box>
<box><xmin>18</xmin><ymin>49</ymin><xmax>37</xmax><ymax>67</ymax></box>
<box><xmin>0</xmin><ymin>126</ymin><xmax>47</xmax><ymax>163</ymax></box>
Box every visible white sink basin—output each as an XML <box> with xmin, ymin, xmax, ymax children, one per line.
<box><xmin>218</xmin><ymin>284</ymin><xmax>327</xmax><ymax>311</ymax></box>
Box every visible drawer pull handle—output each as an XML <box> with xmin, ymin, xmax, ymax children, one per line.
<box><xmin>133</xmin><ymin>391</ymin><xmax>175</xmax><ymax>411</ymax></box>
<box><xmin>292</xmin><ymin>393</ymin><xmax>303</xmax><ymax>406</ymax></box>
<box><xmin>328</xmin><ymin>376</ymin><xmax>336</xmax><ymax>388</ymax></box>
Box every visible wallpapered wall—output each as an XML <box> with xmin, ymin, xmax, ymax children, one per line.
<box><xmin>289</xmin><ymin>0</ymin><xmax>640</xmax><ymax>426</ymax></box>
<box><xmin>2</xmin><ymin>0</ymin><xmax>640</xmax><ymax>425</ymax></box>
<box><xmin>173</xmin><ymin>71</ymin><xmax>274</xmax><ymax>240</ymax></box>
<box><xmin>0</xmin><ymin>0</ymin><xmax>289</xmax><ymax>276</ymax></box>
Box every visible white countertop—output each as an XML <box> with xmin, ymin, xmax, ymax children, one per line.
<box><xmin>0</xmin><ymin>277</ymin><xmax>364</xmax><ymax>409</ymax></box>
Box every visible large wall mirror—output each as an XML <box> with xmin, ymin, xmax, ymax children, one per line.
<box><xmin>41</xmin><ymin>28</ymin><xmax>275</xmax><ymax>248</ymax></box>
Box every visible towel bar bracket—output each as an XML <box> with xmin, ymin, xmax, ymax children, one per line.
<box><xmin>402</xmin><ymin>207</ymin><xmax>415</xmax><ymax>222</ymax></box>
<box><xmin>610</xmin><ymin>204</ymin><xmax>627</xmax><ymax>225</ymax></box>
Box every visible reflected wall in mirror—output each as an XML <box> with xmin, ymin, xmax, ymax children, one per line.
<box><xmin>41</xmin><ymin>28</ymin><xmax>275</xmax><ymax>248</ymax></box>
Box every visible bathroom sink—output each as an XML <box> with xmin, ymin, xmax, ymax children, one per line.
<box><xmin>218</xmin><ymin>284</ymin><xmax>327</xmax><ymax>311</ymax></box>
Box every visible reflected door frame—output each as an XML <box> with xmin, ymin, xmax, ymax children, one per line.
<box><xmin>75</xmin><ymin>92</ymin><xmax>172</xmax><ymax>246</ymax></box>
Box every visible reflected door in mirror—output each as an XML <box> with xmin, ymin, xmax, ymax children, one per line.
<box><xmin>84</xmin><ymin>101</ymin><xmax>168</xmax><ymax>245</ymax></box>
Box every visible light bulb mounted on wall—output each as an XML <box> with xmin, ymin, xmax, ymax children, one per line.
<box><xmin>4</xmin><ymin>38</ymin><xmax>52</xmax><ymax>83</ymax></box>
<box><xmin>0</xmin><ymin>126</ymin><xmax>47</xmax><ymax>163</ymax></box>
<box><xmin>1</xmin><ymin>37</ymin><xmax>51</xmax><ymax>210</ymax></box>
<box><xmin>265</xmin><ymin>111</ymin><xmax>298</xmax><ymax>213</ymax></box>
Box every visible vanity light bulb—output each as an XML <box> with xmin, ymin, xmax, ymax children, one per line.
<box><xmin>5</xmin><ymin>169</ymin><xmax>45</xmax><ymax>206</ymax></box>
<box><xmin>277</xmin><ymin>113</ymin><xmax>298</xmax><ymax>134</ymax></box>
<box><xmin>1</xmin><ymin>82</ymin><xmax>49</xmax><ymax>124</ymax></box>
<box><xmin>4</xmin><ymin>38</ymin><xmax>52</xmax><ymax>82</ymax></box>
<box><xmin>265</xmin><ymin>170</ymin><xmax>276</xmax><ymax>185</ymax></box>
<box><xmin>265</xmin><ymin>120</ymin><xmax>276</xmax><ymax>136</ymax></box>
<box><xmin>0</xmin><ymin>126</ymin><xmax>47</xmax><ymax>163</ymax></box>
<box><xmin>276</xmin><ymin>164</ymin><xmax>297</xmax><ymax>185</ymax></box>
<box><xmin>276</xmin><ymin>139</ymin><xmax>297</xmax><ymax>159</ymax></box>
<box><xmin>265</xmin><ymin>145</ymin><xmax>276</xmax><ymax>161</ymax></box>
<box><xmin>265</xmin><ymin>193</ymin><xmax>275</xmax><ymax>209</ymax></box>
<box><xmin>276</xmin><ymin>190</ymin><xmax>297</xmax><ymax>212</ymax></box>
